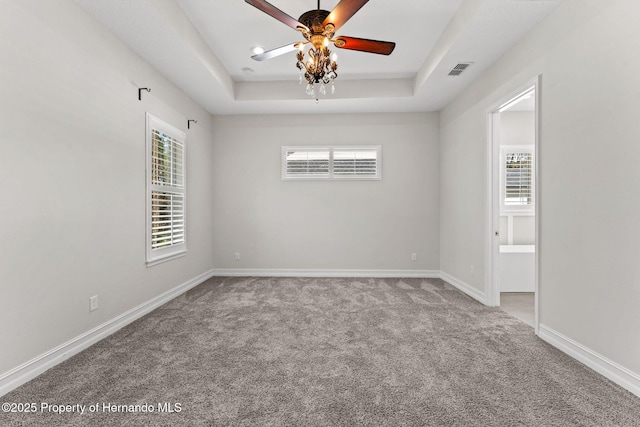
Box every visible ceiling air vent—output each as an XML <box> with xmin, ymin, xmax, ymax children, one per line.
<box><xmin>448</xmin><ymin>62</ymin><xmax>472</xmax><ymax>76</ymax></box>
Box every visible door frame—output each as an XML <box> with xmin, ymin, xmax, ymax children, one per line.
<box><xmin>484</xmin><ymin>75</ymin><xmax>540</xmax><ymax>334</ymax></box>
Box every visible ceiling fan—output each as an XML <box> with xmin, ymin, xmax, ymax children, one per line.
<box><xmin>245</xmin><ymin>0</ymin><xmax>396</xmax><ymax>96</ymax></box>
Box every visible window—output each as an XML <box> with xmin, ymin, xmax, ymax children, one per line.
<box><xmin>500</xmin><ymin>145</ymin><xmax>534</xmax><ymax>213</ymax></box>
<box><xmin>146</xmin><ymin>113</ymin><xmax>186</xmax><ymax>265</ymax></box>
<box><xmin>283</xmin><ymin>147</ymin><xmax>330</xmax><ymax>178</ymax></box>
<box><xmin>282</xmin><ymin>146</ymin><xmax>381</xmax><ymax>180</ymax></box>
<box><xmin>333</xmin><ymin>147</ymin><xmax>380</xmax><ymax>177</ymax></box>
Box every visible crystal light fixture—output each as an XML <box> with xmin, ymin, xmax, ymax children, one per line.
<box><xmin>246</xmin><ymin>0</ymin><xmax>397</xmax><ymax>101</ymax></box>
<box><xmin>294</xmin><ymin>8</ymin><xmax>341</xmax><ymax>99</ymax></box>
<box><xmin>296</xmin><ymin>37</ymin><xmax>337</xmax><ymax>98</ymax></box>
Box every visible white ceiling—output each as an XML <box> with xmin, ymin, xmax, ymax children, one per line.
<box><xmin>74</xmin><ymin>0</ymin><xmax>561</xmax><ymax>115</ymax></box>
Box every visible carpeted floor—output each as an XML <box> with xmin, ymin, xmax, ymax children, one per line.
<box><xmin>2</xmin><ymin>276</ymin><xmax>639</xmax><ymax>426</ymax></box>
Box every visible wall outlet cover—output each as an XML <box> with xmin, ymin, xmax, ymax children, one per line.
<box><xmin>90</xmin><ymin>295</ymin><xmax>98</xmax><ymax>312</ymax></box>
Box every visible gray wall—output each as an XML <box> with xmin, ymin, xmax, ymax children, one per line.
<box><xmin>0</xmin><ymin>1</ymin><xmax>215</xmax><ymax>375</ymax></box>
<box><xmin>2</xmin><ymin>0</ymin><xmax>639</xmax><ymax>397</ymax></box>
<box><xmin>440</xmin><ymin>0</ymin><xmax>640</xmax><ymax>374</ymax></box>
<box><xmin>211</xmin><ymin>113</ymin><xmax>440</xmax><ymax>273</ymax></box>
<box><xmin>499</xmin><ymin>111</ymin><xmax>535</xmax><ymax>245</ymax></box>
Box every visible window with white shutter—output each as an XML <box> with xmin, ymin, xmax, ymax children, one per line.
<box><xmin>146</xmin><ymin>113</ymin><xmax>186</xmax><ymax>265</ymax></box>
<box><xmin>333</xmin><ymin>147</ymin><xmax>379</xmax><ymax>178</ymax></box>
<box><xmin>500</xmin><ymin>145</ymin><xmax>534</xmax><ymax>213</ymax></box>
<box><xmin>282</xmin><ymin>146</ymin><xmax>381</xmax><ymax>180</ymax></box>
<box><xmin>283</xmin><ymin>147</ymin><xmax>330</xmax><ymax>178</ymax></box>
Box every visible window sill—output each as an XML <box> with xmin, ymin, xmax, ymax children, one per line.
<box><xmin>146</xmin><ymin>251</ymin><xmax>186</xmax><ymax>267</ymax></box>
<box><xmin>500</xmin><ymin>211</ymin><xmax>535</xmax><ymax>216</ymax></box>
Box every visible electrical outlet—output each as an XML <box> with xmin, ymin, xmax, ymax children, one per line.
<box><xmin>234</xmin><ymin>252</ymin><xmax>240</xmax><ymax>261</ymax></box>
<box><xmin>89</xmin><ymin>295</ymin><xmax>98</xmax><ymax>312</ymax></box>
<box><xmin>411</xmin><ymin>253</ymin><xmax>417</xmax><ymax>261</ymax></box>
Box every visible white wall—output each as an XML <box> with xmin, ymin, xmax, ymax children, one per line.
<box><xmin>3</xmin><ymin>0</ymin><xmax>639</xmax><ymax>399</ymax></box>
<box><xmin>211</xmin><ymin>113</ymin><xmax>440</xmax><ymax>273</ymax></box>
<box><xmin>499</xmin><ymin>111</ymin><xmax>535</xmax><ymax>245</ymax></box>
<box><xmin>440</xmin><ymin>0</ymin><xmax>640</xmax><ymax>378</ymax></box>
<box><xmin>500</xmin><ymin>111</ymin><xmax>535</xmax><ymax>146</ymax></box>
<box><xmin>0</xmin><ymin>0</ymin><xmax>215</xmax><ymax>378</ymax></box>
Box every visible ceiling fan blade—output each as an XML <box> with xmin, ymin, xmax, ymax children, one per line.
<box><xmin>251</xmin><ymin>43</ymin><xmax>300</xmax><ymax>61</ymax></box>
<box><xmin>245</xmin><ymin>0</ymin><xmax>309</xmax><ymax>32</ymax></box>
<box><xmin>323</xmin><ymin>0</ymin><xmax>369</xmax><ymax>32</ymax></box>
<box><xmin>334</xmin><ymin>36</ymin><xmax>396</xmax><ymax>55</ymax></box>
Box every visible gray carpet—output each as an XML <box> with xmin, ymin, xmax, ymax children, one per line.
<box><xmin>2</xmin><ymin>277</ymin><xmax>639</xmax><ymax>426</ymax></box>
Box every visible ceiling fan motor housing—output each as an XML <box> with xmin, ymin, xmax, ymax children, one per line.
<box><xmin>299</xmin><ymin>9</ymin><xmax>330</xmax><ymax>32</ymax></box>
<box><xmin>298</xmin><ymin>9</ymin><xmax>335</xmax><ymax>47</ymax></box>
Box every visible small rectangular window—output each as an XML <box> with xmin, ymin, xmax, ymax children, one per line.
<box><xmin>283</xmin><ymin>148</ymin><xmax>330</xmax><ymax>178</ymax></box>
<box><xmin>146</xmin><ymin>113</ymin><xmax>186</xmax><ymax>265</ymax></box>
<box><xmin>501</xmin><ymin>145</ymin><xmax>534</xmax><ymax>213</ymax></box>
<box><xmin>333</xmin><ymin>147</ymin><xmax>379</xmax><ymax>177</ymax></box>
<box><xmin>282</xmin><ymin>146</ymin><xmax>381</xmax><ymax>180</ymax></box>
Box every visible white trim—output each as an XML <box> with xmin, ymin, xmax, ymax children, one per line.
<box><xmin>145</xmin><ymin>250</ymin><xmax>186</xmax><ymax>267</ymax></box>
<box><xmin>211</xmin><ymin>269</ymin><xmax>440</xmax><ymax>278</ymax></box>
<box><xmin>485</xmin><ymin>110</ymin><xmax>500</xmax><ymax>307</ymax></box>
<box><xmin>5</xmin><ymin>267</ymin><xmax>638</xmax><ymax>403</ymax></box>
<box><xmin>485</xmin><ymin>76</ymin><xmax>540</xmax><ymax>332</ymax></box>
<box><xmin>146</xmin><ymin>113</ymin><xmax>187</xmax><ymax>266</ymax></box>
<box><xmin>282</xmin><ymin>145</ymin><xmax>382</xmax><ymax>180</ymax></box>
<box><xmin>499</xmin><ymin>244</ymin><xmax>535</xmax><ymax>253</ymax></box>
<box><xmin>498</xmin><ymin>88</ymin><xmax>535</xmax><ymax>113</ymax></box>
<box><xmin>213</xmin><ymin>269</ymin><xmax>487</xmax><ymax>304</ymax></box>
<box><xmin>211</xmin><ymin>269</ymin><xmax>485</xmax><ymax>304</ymax></box>
<box><xmin>0</xmin><ymin>269</ymin><xmax>215</xmax><ymax>398</ymax></box>
<box><xmin>538</xmin><ymin>324</ymin><xmax>640</xmax><ymax>398</ymax></box>
<box><xmin>501</xmin><ymin>212</ymin><xmax>535</xmax><ymax>217</ymax></box>
<box><xmin>438</xmin><ymin>272</ymin><xmax>486</xmax><ymax>304</ymax></box>
<box><xmin>533</xmin><ymin>77</ymin><xmax>541</xmax><ymax>336</ymax></box>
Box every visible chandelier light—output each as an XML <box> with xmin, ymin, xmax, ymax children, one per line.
<box><xmin>296</xmin><ymin>36</ymin><xmax>338</xmax><ymax>98</ymax></box>
<box><xmin>245</xmin><ymin>0</ymin><xmax>396</xmax><ymax>100</ymax></box>
<box><xmin>293</xmin><ymin>7</ymin><xmax>343</xmax><ymax>99</ymax></box>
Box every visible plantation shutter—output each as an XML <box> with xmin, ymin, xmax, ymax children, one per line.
<box><xmin>332</xmin><ymin>147</ymin><xmax>379</xmax><ymax>177</ymax></box>
<box><xmin>501</xmin><ymin>146</ymin><xmax>534</xmax><ymax>213</ymax></box>
<box><xmin>283</xmin><ymin>148</ymin><xmax>330</xmax><ymax>178</ymax></box>
<box><xmin>282</xmin><ymin>146</ymin><xmax>381</xmax><ymax>180</ymax></box>
<box><xmin>146</xmin><ymin>114</ymin><xmax>186</xmax><ymax>265</ymax></box>
<box><xmin>150</xmin><ymin>192</ymin><xmax>184</xmax><ymax>249</ymax></box>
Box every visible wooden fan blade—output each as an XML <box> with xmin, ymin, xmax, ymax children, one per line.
<box><xmin>334</xmin><ymin>36</ymin><xmax>396</xmax><ymax>55</ymax></box>
<box><xmin>323</xmin><ymin>0</ymin><xmax>369</xmax><ymax>32</ymax></box>
<box><xmin>245</xmin><ymin>0</ymin><xmax>309</xmax><ymax>32</ymax></box>
<box><xmin>251</xmin><ymin>43</ymin><xmax>299</xmax><ymax>61</ymax></box>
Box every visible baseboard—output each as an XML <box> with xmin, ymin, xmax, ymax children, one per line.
<box><xmin>0</xmin><ymin>269</ymin><xmax>216</xmax><ymax>398</ymax></box>
<box><xmin>212</xmin><ymin>270</ymin><xmax>485</xmax><ymax>306</ymax></box>
<box><xmin>211</xmin><ymin>268</ymin><xmax>441</xmax><ymax>278</ymax></box>
<box><xmin>439</xmin><ymin>271</ymin><xmax>486</xmax><ymax>304</ymax></box>
<box><xmin>538</xmin><ymin>324</ymin><xmax>640</xmax><ymax>398</ymax></box>
<box><xmin>4</xmin><ymin>269</ymin><xmax>638</xmax><ymax>402</ymax></box>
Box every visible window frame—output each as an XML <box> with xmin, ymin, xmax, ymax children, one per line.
<box><xmin>146</xmin><ymin>113</ymin><xmax>187</xmax><ymax>266</ymax></box>
<box><xmin>282</xmin><ymin>145</ymin><xmax>382</xmax><ymax>180</ymax></box>
<box><xmin>500</xmin><ymin>145</ymin><xmax>535</xmax><ymax>214</ymax></box>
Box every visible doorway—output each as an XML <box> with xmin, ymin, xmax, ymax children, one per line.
<box><xmin>486</xmin><ymin>78</ymin><xmax>539</xmax><ymax>332</ymax></box>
